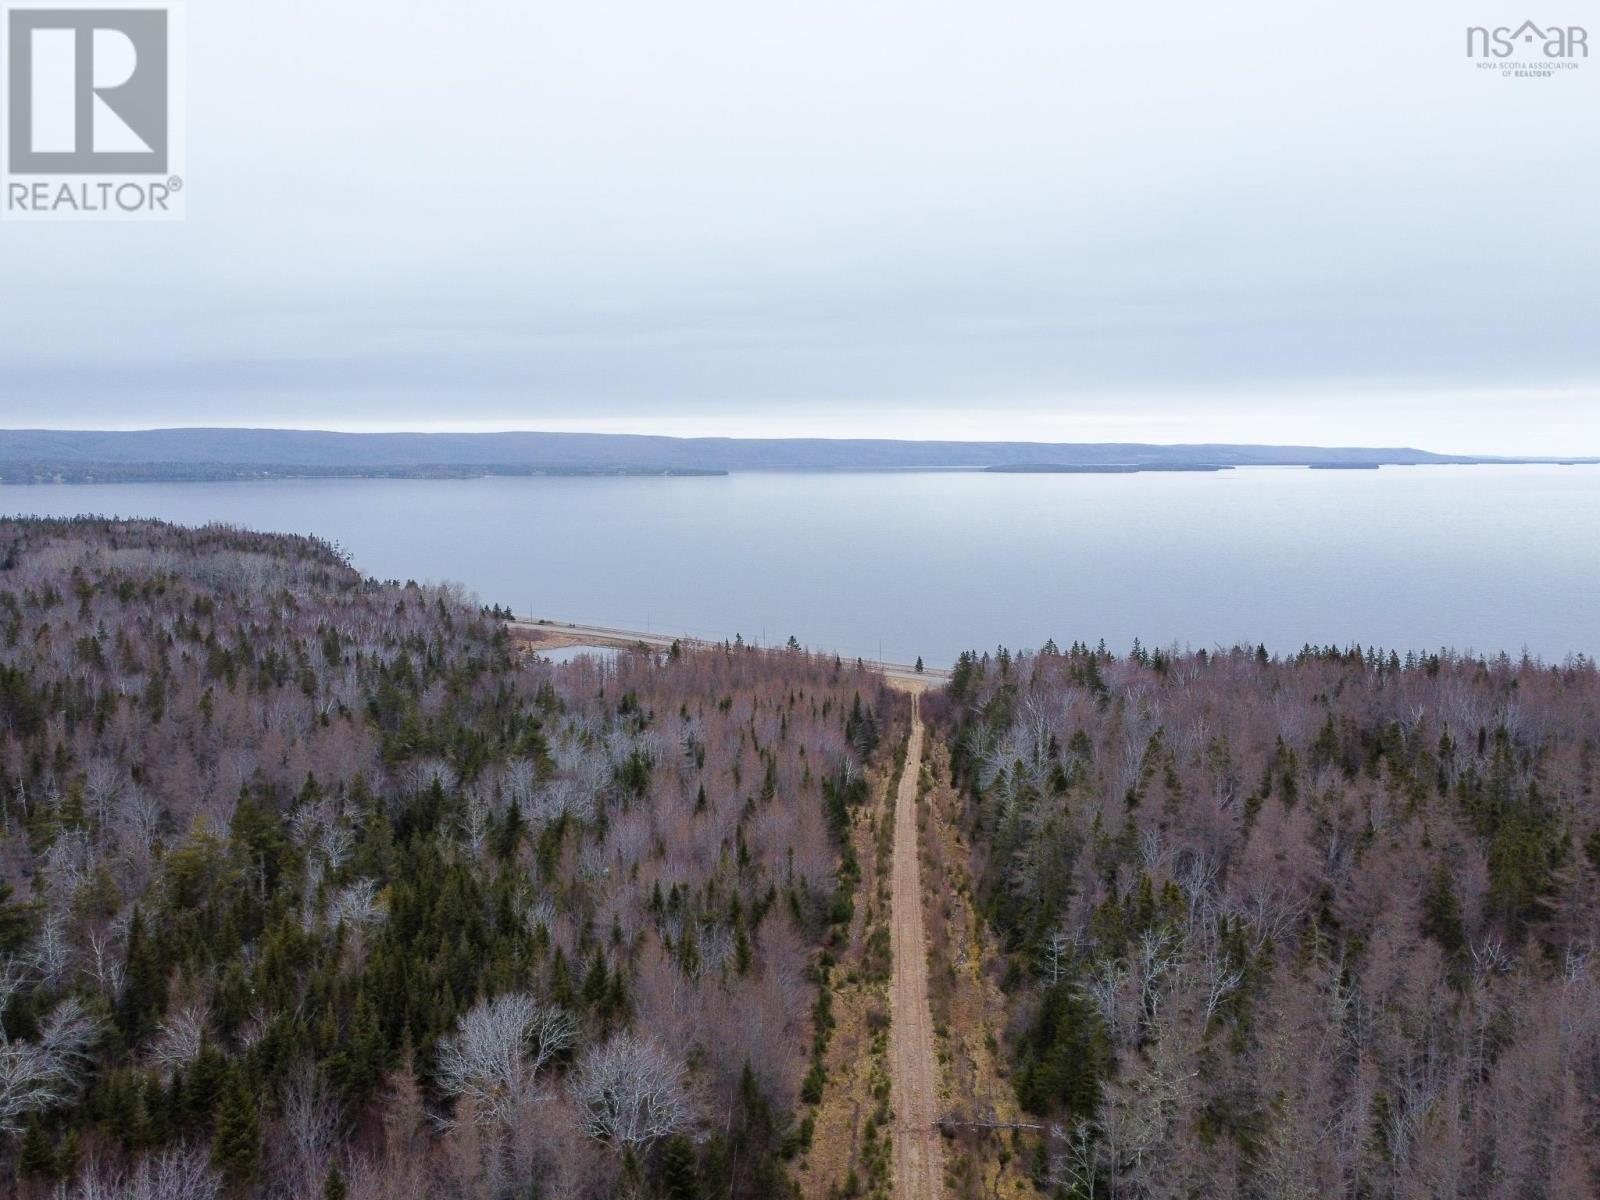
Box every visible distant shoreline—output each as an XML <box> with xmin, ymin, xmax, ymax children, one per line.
<box><xmin>2</xmin><ymin>459</ymin><xmax>1599</xmax><ymax>485</ymax></box>
<box><xmin>0</xmin><ymin>463</ymin><xmax>730</xmax><ymax>485</ymax></box>
<box><xmin>1</xmin><ymin>428</ymin><xmax>1595</xmax><ymax>482</ymax></box>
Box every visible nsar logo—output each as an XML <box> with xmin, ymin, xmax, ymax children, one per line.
<box><xmin>3</xmin><ymin>1</ymin><xmax>185</xmax><ymax>220</ymax></box>
<box><xmin>1466</xmin><ymin>20</ymin><xmax>1587</xmax><ymax>78</ymax></box>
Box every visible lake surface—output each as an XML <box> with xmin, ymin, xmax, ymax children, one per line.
<box><xmin>3</xmin><ymin>466</ymin><xmax>1596</xmax><ymax>665</ymax></box>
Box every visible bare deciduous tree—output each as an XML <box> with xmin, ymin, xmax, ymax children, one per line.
<box><xmin>0</xmin><ymin>987</ymin><xmax>100</xmax><ymax>1133</ymax></box>
<box><xmin>436</xmin><ymin>993</ymin><xmax>576</xmax><ymax>1128</ymax></box>
<box><xmin>1039</xmin><ymin>926</ymin><xmax>1078</xmax><ymax>988</ymax></box>
<box><xmin>328</xmin><ymin>878</ymin><xmax>386</xmax><ymax>931</ymax></box>
<box><xmin>149</xmin><ymin>1002</ymin><xmax>209</xmax><ymax>1078</ymax></box>
<box><xmin>56</xmin><ymin>1146</ymin><xmax>222</xmax><ymax>1200</ymax></box>
<box><xmin>571</xmin><ymin>1031</ymin><xmax>694</xmax><ymax>1151</ymax></box>
<box><xmin>272</xmin><ymin>1063</ymin><xmax>343</xmax><ymax>1196</ymax></box>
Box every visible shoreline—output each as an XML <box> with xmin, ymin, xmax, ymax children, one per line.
<box><xmin>510</xmin><ymin>617</ymin><xmax>948</xmax><ymax>688</ymax></box>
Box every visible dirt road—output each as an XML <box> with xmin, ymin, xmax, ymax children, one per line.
<box><xmin>890</xmin><ymin>701</ymin><xmax>944</xmax><ymax>1200</ymax></box>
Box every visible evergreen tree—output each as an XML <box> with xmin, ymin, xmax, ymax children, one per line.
<box><xmin>184</xmin><ymin>1040</ymin><xmax>229</xmax><ymax>1126</ymax></box>
<box><xmin>19</xmin><ymin>1113</ymin><xmax>60</xmax><ymax>1181</ymax></box>
<box><xmin>1420</xmin><ymin>863</ymin><xmax>1466</xmax><ymax>958</ymax></box>
<box><xmin>0</xmin><ymin>880</ymin><xmax>34</xmax><ymax>953</ymax></box>
<box><xmin>117</xmin><ymin>906</ymin><xmax>165</xmax><ymax>1047</ymax></box>
<box><xmin>582</xmin><ymin>953</ymin><xmax>610</xmax><ymax>1011</ymax></box>
<box><xmin>1014</xmin><ymin>980</ymin><xmax>1110</xmax><ymax>1119</ymax></box>
<box><xmin>211</xmin><ymin>1068</ymin><xmax>262</xmax><ymax>1187</ymax></box>
<box><xmin>660</xmin><ymin>1133</ymin><xmax>701</xmax><ymax>1200</ymax></box>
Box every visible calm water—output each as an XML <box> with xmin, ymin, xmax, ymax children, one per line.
<box><xmin>531</xmin><ymin>644</ymin><xmax>621</xmax><ymax>666</ymax></box>
<box><xmin>3</xmin><ymin>466</ymin><xmax>1596</xmax><ymax>665</ymax></box>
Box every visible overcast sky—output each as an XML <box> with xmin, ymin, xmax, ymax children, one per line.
<box><xmin>2</xmin><ymin>0</ymin><xmax>1597</xmax><ymax>453</ymax></box>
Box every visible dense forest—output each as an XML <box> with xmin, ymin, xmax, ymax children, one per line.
<box><xmin>7</xmin><ymin>514</ymin><xmax>1598</xmax><ymax>1200</ymax></box>
<box><xmin>928</xmin><ymin>640</ymin><xmax>1600</xmax><ymax>1198</ymax></box>
<box><xmin>0</xmin><ymin>518</ymin><xmax>899</xmax><ymax>1198</ymax></box>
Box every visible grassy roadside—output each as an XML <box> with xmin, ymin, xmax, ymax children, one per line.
<box><xmin>792</xmin><ymin>731</ymin><xmax>909</xmax><ymax>1200</ymax></box>
<box><xmin>917</xmin><ymin>738</ymin><xmax>1036</xmax><ymax>1200</ymax></box>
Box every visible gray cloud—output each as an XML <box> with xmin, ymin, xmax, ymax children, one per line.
<box><xmin>1</xmin><ymin>0</ymin><xmax>1596</xmax><ymax>452</ymax></box>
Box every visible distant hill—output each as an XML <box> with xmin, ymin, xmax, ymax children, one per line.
<box><xmin>0</xmin><ymin>428</ymin><xmax>1592</xmax><ymax>482</ymax></box>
